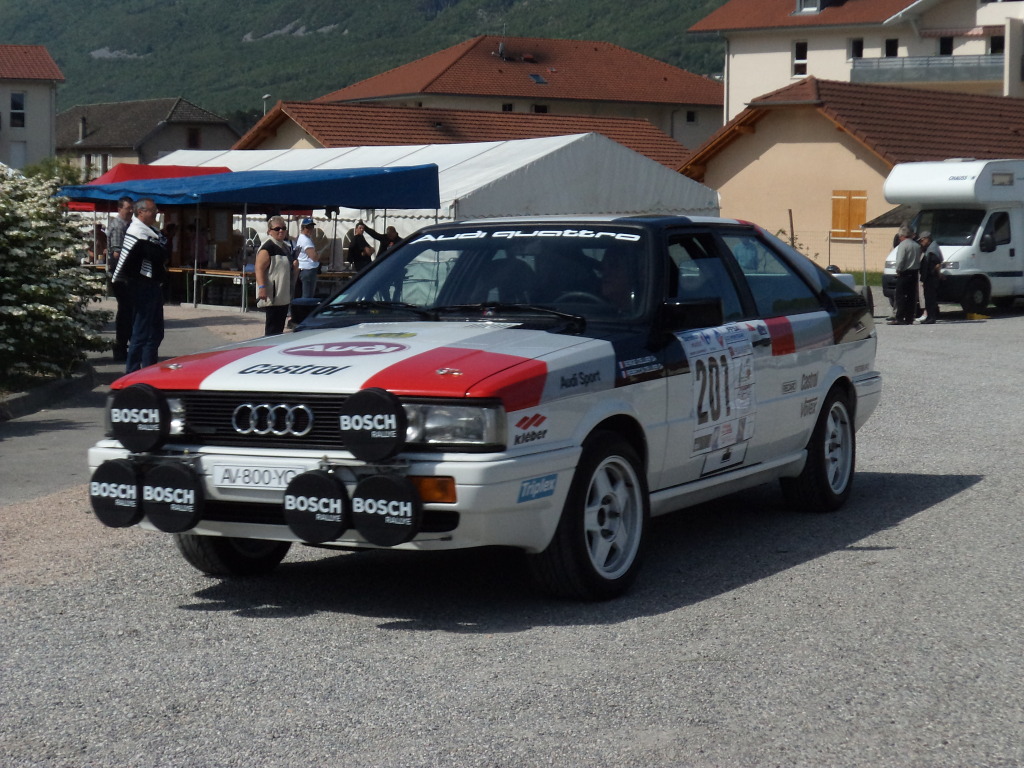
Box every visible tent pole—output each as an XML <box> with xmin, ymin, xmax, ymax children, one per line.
<box><xmin>192</xmin><ymin>203</ymin><xmax>200</xmax><ymax>308</ymax></box>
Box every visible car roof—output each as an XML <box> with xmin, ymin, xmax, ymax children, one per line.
<box><xmin>446</xmin><ymin>214</ymin><xmax>748</xmax><ymax>228</ymax></box>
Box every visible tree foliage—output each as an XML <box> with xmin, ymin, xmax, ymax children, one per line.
<box><xmin>0</xmin><ymin>173</ymin><xmax>111</xmax><ymax>381</ymax></box>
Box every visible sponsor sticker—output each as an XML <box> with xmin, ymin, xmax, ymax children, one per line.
<box><xmin>513</xmin><ymin>414</ymin><xmax>548</xmax><ymax>445</ymax></box>
<box><xmin>518</xmin><ymin>474</ymin><xmax>558</xmax><ymax>503</ymax></box>
<box><xmin>282</xmin><ymin>342</ymin><xmax>408</xmax><ymax>357</ymax></box>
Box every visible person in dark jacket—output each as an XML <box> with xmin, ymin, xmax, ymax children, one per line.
<box><xmin>112</xmin><ymin>199</ymin><xmax>168</xmax><ymax>372</ymax></box>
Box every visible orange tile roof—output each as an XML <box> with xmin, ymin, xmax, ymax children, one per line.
<box><xmin>690</xmin><ymin>0</ymin><xmax>917</xmax><ymax>33</ymax></box>
<box><xmin>237</xmin><ymin>101</ymin><xmax>692</xmax><ymax>169</ymax></box>
<box><xmin>682</xmin><ymin>77</ymin><xmax>1024</xmax><ymax>177</ymax></box>
<box><xmin>317</xmin><ymin>35</ymin><xmax>722</xmax><ymax>107</ymax></box>
<box><xmin>0</xmin><ymin>45</ymin><xmax>64</xmax><ymax>81</ymax></box>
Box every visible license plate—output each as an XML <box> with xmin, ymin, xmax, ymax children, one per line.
<box><xmin>211</xmin><ymin>463</ymin><xmax>308</xmax><ymax>490</ymax></box>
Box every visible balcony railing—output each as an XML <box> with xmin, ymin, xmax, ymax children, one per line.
<box><xmin>850</xmin><ymin>54</ymin><xmax>1004</xmax><ymax>84</ymax></box>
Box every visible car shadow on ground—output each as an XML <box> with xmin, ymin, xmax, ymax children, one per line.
<box><xmin>179</xmin><ymin>470</ymin><xmax>980</xmax><ymax>631</ymax></box>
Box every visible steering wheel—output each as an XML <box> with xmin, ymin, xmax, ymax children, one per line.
<box><xmin>553</xmin><ymin>291</ymin><xmax>610</xmax><ymax>305</ymax></box>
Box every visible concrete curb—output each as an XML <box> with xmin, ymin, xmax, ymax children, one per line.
<box><xmin>0</xmin><ymin>361</ymin><xmax>97</xmax><ymax>422</ymax></box>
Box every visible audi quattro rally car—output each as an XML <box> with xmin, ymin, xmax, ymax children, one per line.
<box><xmin>88</xmin><ymin>215</ymin><xmax>881</xmax><ymax>600</ymax></box>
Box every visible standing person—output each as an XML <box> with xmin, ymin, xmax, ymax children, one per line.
<box><xmin>255</xmin><ymin>216</ymin><xmax>298</xmax><ymax>336</ymax></box>
<box><xmin>363</xmin><ymin>223</ymin><xmax>401</xmax><ymax>257</ymax></box>
<box><xmin>918</xmin><ymin>230</ymin><xmax>943</xmax><ymax>324</ymax></box>
<box><xmin>890</xmin><ymin>224</ymin><xmax>922</xmax><ymax>325</ymax></box>
<box><xmin>106</xmin><ymin>196</ymin><xmax>135</xmax><ymax>361</ymax></box>
<box><xmin>294</xmin><ymin>218</ymin><xmax>320</xmax><ymax>298</ymax></box>
<box><xmin>111</xmin><ymin>199</ymin><xmax>168</xmax><ymax>372</ymax></box>
<box><xmin>347</xmin><ymin>222</ymin><xmax>374</xmax><ymax>271</ymax></box>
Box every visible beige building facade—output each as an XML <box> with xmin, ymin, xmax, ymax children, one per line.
<box><xmin>694</xmin><ymin>0</ymin><xmax>1024</xmax><ymax>122</ymax></box>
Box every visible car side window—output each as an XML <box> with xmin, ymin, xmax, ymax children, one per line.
<box><xmin>667</xmin><ymin>233</ymin><xmax>744</xmax><ymax>322</ymax></box>
<box><xmin>721</xmin><ymin>234</ymin><xmax>821</xmax><ymax>318</ymax></box>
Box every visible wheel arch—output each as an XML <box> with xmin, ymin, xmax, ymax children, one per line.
<box><xmin>588</xmin><ymin>414</ymin><xmax>648</xmax><ymax>475</ymax></box>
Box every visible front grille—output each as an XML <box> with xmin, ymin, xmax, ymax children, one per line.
<box><xmin>169</xmin><ymin>391</ymin><xmax>350</xmax><ymax>450</ymax></box>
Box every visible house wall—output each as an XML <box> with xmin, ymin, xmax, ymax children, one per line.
<box><xmin>140</xmin><ymin>124</ymin><xmax>239</xmax><ymax>164</ymax></box>
<box><xmin>252</xmin><ymin>120</ymin><xmax>319</xmax><ymax>150</ymax></box>
<box><xmin>700</xmin><ymin>108</ymin><xmax>895</xmax><ymax>273</ymax></box>
<box><xmin>0</xmin><ymin>80</ymin><xmax>58</xmax><ymax>169</ymax></box>
<box><xmin>721</xmin><ymin>0</ymin><xmax>1024</xmax><ymax>120</ymax></box>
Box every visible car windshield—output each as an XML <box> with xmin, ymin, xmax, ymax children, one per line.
<box><xmin>913</xmin><ymin>209</ymin><xmax>986</xmax><ymax>247</ymax></box>
<box><xmin>323</xmin><ymin>224</ymin><xmax>651</xmax><ymax>324</ymax></box>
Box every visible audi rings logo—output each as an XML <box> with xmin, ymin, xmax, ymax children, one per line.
<box><xmin>232</xmin><ymin>403</ymin><xmax>314</xmax><ymax>437</ymax></box>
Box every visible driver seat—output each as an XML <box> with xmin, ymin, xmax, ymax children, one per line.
<box><xmin>472</xmin><ymin>257</ymin><xmax>538</xmax><ymax>303</ymax></box>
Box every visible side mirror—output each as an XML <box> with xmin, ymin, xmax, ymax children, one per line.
<box><xmin>660</xmin><ymin>297</ymin><xmax>724</xmax><ymax>332</ymax></box>
<box><xmin>980</xmin><ymin>233</ymin><xmax>996</xmax><ymax>253</ymax></box>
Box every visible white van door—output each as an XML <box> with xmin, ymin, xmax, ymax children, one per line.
<box><xmin>979</xmin><ymin>210</ymin><xmax>1024</xmax><ymax>301</ymax></box>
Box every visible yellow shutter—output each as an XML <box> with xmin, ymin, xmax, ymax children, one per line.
<box><xmin>831</xmin><ymin>190</ymin><xmax>867</xmax><ymax>238</ymax></box>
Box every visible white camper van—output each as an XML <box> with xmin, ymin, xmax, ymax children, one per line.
<box><xmin>882</xmin><ymin>159</ymin><xmax>1024</xmax><ymax>313</ymax></box>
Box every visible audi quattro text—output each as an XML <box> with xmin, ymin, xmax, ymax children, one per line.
<box><xmin>88</xmin><ymin>215</ymin><xmax>881</xmax><ymax>599</ymax></box>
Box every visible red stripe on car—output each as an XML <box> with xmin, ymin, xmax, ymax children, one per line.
<box><xmin>362</xmin><ymin>347</ymin><xmax>548</xmax><ymax>411</ymax></box>
<box><xmin>764</xmin><ymin>317</ymin><xmax>796</xmax><ymax>356</ymax></box>
<box><xmin>111</xmin><ymin>347</ymin><xmax>274</xmax><ymax>390</ymax></box>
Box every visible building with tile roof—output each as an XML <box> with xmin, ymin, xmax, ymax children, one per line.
<box><xmin>680</xmin><ymin>76</ymin><xmax>1024</xmax><ymax>272</ymax></box>
<box><xmin>57</xmin><ymin>97</ymin><xmax>239</xmax><ymax>181</ymax></box>
<box><xmin>234</xmin><ymin>101</ymin><xmax>692</xmax><ymax>169</ymax></box>
<box><xmin>0</xmin><ymin>45</ymin><xmax>64</xmax><ymax>169</ymax></box>
<box><xmin>690</xmin><ymin>0</ymin><xmax>1024</xmax><ymax>121</ymax></box>
<box><xmin>315</xmin><ymin>35</ymin><xmax>723</xmax><ymax>151</ymax></box>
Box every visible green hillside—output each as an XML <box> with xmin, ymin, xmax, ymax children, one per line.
<box><xmin>2</xmin><ymin>0</ymin><xmax>726</xmax><ymax>129</ymax></box>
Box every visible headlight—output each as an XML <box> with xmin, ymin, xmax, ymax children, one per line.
<box><xmin>884</xmin><ymin>260</ymin><xmax>895</xmax><ymax>269</ymax></box>
<box><xmin>941</xmin><ymin>261</ymin><xmax>959</xmax><ymax>269</ymax></box>
<box><xmin>167</xmin><ymin>398</ymin><xmax>185</xmax><ymax>435</ymax></box>
<box><xmin>403</xmin><ymin>402</ymin><xmax>506</xmax><ymax>450</ymax></box>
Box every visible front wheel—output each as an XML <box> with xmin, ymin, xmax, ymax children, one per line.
<box><xmin>960</xmin><ymin>278</ymin><xmax>990</xmax><ymax>314</ymax></box>
<box><xmin>527</xmin><ymin>431</ymin><xmax>649</xmax><ymax>600</ymax></box>
<box><xmin>780</xmin><ymin>388</ymin><xmax>855</xmax><ymax>513</ymax></box>
<box><xmin>173</xmin><ymin>533</ymin><xmax>291</xmax><ymax>577</ymax></box>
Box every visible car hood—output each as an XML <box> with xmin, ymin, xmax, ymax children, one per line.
<box><xmin>113</xmin><ymin>321</ymin><xmax>615</xmax><ymax>411</ymax></box>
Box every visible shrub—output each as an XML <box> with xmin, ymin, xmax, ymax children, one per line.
<box><xmin>0</xmin><ymin>171</ymin><xmax>110</xmax><ymax>381</ymax></box>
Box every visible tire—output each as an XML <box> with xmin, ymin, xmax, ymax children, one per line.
<box><xmin>527</xmin><ymin>431</ymin><xmax>649</xmax><ymax>600</ymax></box>
<box><xmin>960</xmin><ymin>278</ymin><xmax>990</xmax><ymax>314</ymax></box>
<box><xmin>173</xmin><ymin>533</ymin><xmax>291</xmax><ymax>577</ymax></box>
<box><xmin>780</xmin><ymin>388</ymin><xmax>855</xmax><ymax>513</ymax></box>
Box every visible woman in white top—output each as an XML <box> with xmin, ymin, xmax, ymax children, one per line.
<box><xmin>255</xmin><ymin>216</ymin><xmax>298</xmax><ymax>336</ymax></box>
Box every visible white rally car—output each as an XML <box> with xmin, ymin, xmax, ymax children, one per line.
<box><xmin>88</xmin><ymin>216</ymin><xmax>881</xmax><ymax>599</ymax></box>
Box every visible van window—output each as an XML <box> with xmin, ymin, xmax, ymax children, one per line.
<box><xmin>984</xmin><ymin>211</ymin><xmax>1011</xmax><ymax>246</ymax></box>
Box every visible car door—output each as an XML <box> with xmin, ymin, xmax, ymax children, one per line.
<box><xmin>716</xmin><ymin>230</ymin><xmax>835</xmax><ymax>466</ymax></box>
<box><xmin>979</xmin><ymin>210</ymin><xmax>1023</xmax><ymax>299</ymax></box>
<box><xmin>658</xmin><ymin>230</ymin><xmax>757</xmax><ymax>489</ymax></box>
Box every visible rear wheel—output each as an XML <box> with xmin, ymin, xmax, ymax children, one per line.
<box><xmin>780</xmin><ymin>388</ymin><xmax>855</xmax><ymax>513</ymax></box>
<box><xmin>960</xmin><ymin>278</ymin><xmax>990</xmax><ymax>314</ymax></box>
<box><xmin>173</xmin><ymin>534</ymin><xmax>291</xmax><ymax>577</ymax></box>
<box><xmin>527</xmin><ymin>431</ymin><xmax>648</xmax><ymax>600</ymax></box>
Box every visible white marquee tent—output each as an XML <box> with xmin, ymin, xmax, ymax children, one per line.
<box><xmin>155</xmin><ymin>133</ymin><xmax>719</xmax><ymax>229</ymax></box>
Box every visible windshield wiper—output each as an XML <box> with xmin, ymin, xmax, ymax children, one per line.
<box><xmin>432</xmin><ymin>303</ymin><xmax>586</xmax><ymax>332</ymax></box>
<box><xmin>317</xmin><ymin>301</ymin><xmax>436</xmax><ymax>319</ymax></box>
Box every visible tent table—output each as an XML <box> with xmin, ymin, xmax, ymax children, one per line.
<box><xmin>170</xmin><ymin>267</ymin><xmax>254</xmax><ymax>312</ymax></box>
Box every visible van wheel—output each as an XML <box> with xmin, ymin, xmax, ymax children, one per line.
<box><xmin>960</xmin><ymin>279</ymin><xmax>990</xmax><ymax>313</ymax></box>
<box><xmin>527</xmin><ymin>431</ymin><xmax>648</xmax><ymax>600</ymax></box>
<box><xmin>780</xmin><ymin>388</ymin><xmax>855</xmax><ymax>513</ymax></box>
<box><xmin>173</xmin><ymin>533</ymin><xmax>291</xmax><ymax>577</ymax></box>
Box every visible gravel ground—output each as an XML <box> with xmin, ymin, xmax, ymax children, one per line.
<box><xmin>1</xmin><ymin>302</ymin><xmax>1023</xmax><ymax>767</ymax></box>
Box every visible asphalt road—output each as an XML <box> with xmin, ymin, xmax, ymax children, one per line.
<box><xmin>1</xmin><ymin>302</ymin><xmax>1023</xmax><ymax>767</ymax></box>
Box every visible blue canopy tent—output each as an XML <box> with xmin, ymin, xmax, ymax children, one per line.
<box><xmin>60</xmin><ymin>164</ymin><xmax>440</xmax><ymax>309</ymax></box>
<box><xmin>59</xmin><ymin>164</ymin><xmax>441</xmax><ymax>209</ymax></box>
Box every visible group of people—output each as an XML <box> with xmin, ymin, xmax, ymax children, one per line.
<box><xmin>254</xmin><ymin>218</ymin><xmax>400</xmax><ymax>336</ymax></box>
<box><xmin>104</xmin><ymin>205</ymin><xmax>403</xmax><ymax>364</ymax></box>
<box><xmin>889</xmin><ymin>224</ymin><xmax>943</xmax><ymax>325</ymax></box>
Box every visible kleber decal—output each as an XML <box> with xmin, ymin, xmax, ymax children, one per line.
<box><xmin>282</xmin><ymin>342</ymin><xmax>408</xmax><ymax>357</ymax></box>
<box><xmin>518</xmin><ymin>474</ymin><xmax>558</xmax><ymax>503</ymax></box>
<box><xmin>513</xmin><ymin>413</ymin><xmax>549</xmax><ymax>445</ymax></box>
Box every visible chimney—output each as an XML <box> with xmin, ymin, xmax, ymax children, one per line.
<box><xmin>78</xmin><ymin>116</ymin><xmax>87</xmax><ymax>142</ymax></box>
